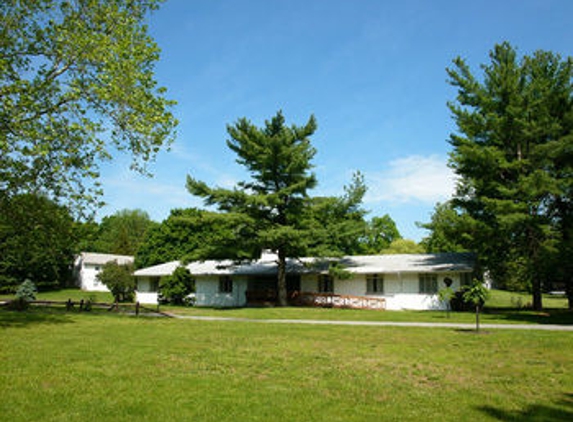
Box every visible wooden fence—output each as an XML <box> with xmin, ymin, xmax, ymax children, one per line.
<box><xmin>3</xmin><ymin>299</ymin><xmax>160</xmax><ymax>316</ymax></box>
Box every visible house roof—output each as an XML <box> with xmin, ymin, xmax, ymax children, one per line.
<box><xmin>133</xmin><ymin>253</ymin><xmax>476</xmax><ymax>278</ymax></box>
<box><xmin>79</xmin><ymin>252</ymin><xmax>134</xmax><ymax>266</ymax></box>
<box><xmin>331</xmin><ymin>253</ymin><xmax>476</xmax><ymax>274</ymax></box>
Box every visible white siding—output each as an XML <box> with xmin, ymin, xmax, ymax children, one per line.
<box><xmin>135</xmin><ymin>277</ymin><xmax>159</xmax><ymax>304</ymax></box>
<box><xmin>78</xmin><ymin>263</ymin><xmax>110</xmax><ymax>292</ymax></box>
<box><xmin>195</xmin><ymin>277</ymin><xmax>248</xmax><ymax>308</ymax></box>
<box><xmin>300</xmin><ymin>272</ymin><xmax>469</xmax><ymax>310</ymax></box>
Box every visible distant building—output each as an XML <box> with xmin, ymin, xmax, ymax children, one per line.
<box><xmin>74</xmin><ymin>252</ymin><xmax>134</xmax><ymax>292</ymax></box>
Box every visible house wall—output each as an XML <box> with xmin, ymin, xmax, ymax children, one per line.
<box><xmin>302</xmin><ymin>272</ymin><xmax>468</xmax><ymax>310</ymax></box>
<box><xmin>195</xmin><ymin>276</ymin><xmax>248</xmax><ymax>308</ymax></box>
<box><xmin>136</xmin><ymin>277</ymin><xmax>159</xmax><ymax>305</ymax></box>
<box><xmin>135</xmin><ymin>270</ymin><xmax>472</xmax><ymax>310</ymax></box>
<box><xmin>78</xmin><ymin>263</ymin><xmax>110</xmax><ymax>292</ymax></box>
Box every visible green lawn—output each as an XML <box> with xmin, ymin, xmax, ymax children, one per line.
<box><xmin>161</xmin><ymin>289</ymin><xmax>573</xmax><ymax>325</ymax></box>
<box><xmin>2</xmin><ymin>288</ymin><xmax>571</xmax><ymax>325</ymax></box>
<box><xmin>0</xmin><ymin>288</ymin><xmax>114</xmax><ymax>303</ymax></box>
<box><xmin>1</xmin><ymin>309</ymin><xmax>572</xmax><ymax>421</ymax></box>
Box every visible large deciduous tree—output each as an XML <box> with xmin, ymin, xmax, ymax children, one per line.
<box><xmin>187</xmin><ymin>111</ymin><xmax>318</xmax><ymax>306</ymax></box>
<box><xmin>447</xmin><ymin>42</ymin><xmax>573</xmax><ymax>310</ymax></box>
<box><xmin>135</xmin><ymin>208</ymin><xmax>250</xmax><ymax>268</ymax></box>
<box><xmin>362</xmin><ymin>214</ymin><xmax>402</xmax><ymax>254</ymax></box>
<box><xmin>0</xmin><ymin>0</ymin><xmax>177</xmax><ymax>212</ymax></box>
<box><xmin>94</xmin><ymin>209</ymin><xmax>155</xmax><ymax>256</ymax></box>
<box><xmin>0</xmin><ymin>193</ymin><xmax>75</xmax><ymax>292</ymax></box>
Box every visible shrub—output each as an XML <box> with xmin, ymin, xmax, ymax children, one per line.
<box><xmin>159</xmin><ymin>266</ymin><xmax>195</xmax><ymax>305</ymax></box>
<box><xmin>9</xmin><ymin>279</ymin><xmax>38</xmax><ymax>310</ymax></box>
<box><xmin>96</xmin><ymin>262</ymin><xmax>135</xmax><ymax>302</ymax></box>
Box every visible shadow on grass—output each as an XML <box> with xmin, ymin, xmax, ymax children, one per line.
<box><xmin>0</xmin><ymin>308</ymin><xmax>74</xmax><ymax>328</ymax></box>
<box><xmin>478</xmin><ymin>393</ymin><xmax>573</xmax><ymax>421</ymax></box>
<box><xmin>483</xmin><ymin>308</ymin><xmax>573</xmax><ymax>325</ymax></box>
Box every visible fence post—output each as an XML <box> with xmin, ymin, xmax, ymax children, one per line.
<box><xmin>135</xmin><ymin>301</ymin><xmax>140</xmax><ymax>316</ymax></box>
<box><xmin>66</xmin><ymin>299</ymin><xmax>73</xmax><ymax>311</ymax></box>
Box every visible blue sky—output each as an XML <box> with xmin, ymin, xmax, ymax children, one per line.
<box><xmin>99</xmin><ymin>0</ymin><xmax>573</xmax><ymax>241</ymax></box>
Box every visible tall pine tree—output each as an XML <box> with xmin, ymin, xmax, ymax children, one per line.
<box><xmin>187</xmin><ymin>111</ymin><xmax>318</xmax><ymax>306</ymax></box>
<box><xmin>447</xmin><ymin>42</ymin><xmax>573</xmax><ymax>310</ymax></box>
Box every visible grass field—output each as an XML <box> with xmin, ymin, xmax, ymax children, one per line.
<box><xmin>2</xmin><ymin>288</ymin><xmax>571</xmax><ymax>325</ymax></box>
<box><xmin>1</xmin><ymin>309</ymin><xmax>572</xmax><ymax>421</ymax></box>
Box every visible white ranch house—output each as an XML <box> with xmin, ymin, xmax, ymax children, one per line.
<box><xmin>134</xmin><ymin>252</ymin><xmax>477</xmax><ymax>310</ymax></box>
<box><xmin>74</xmin><ymin>252</ymin><xmax>134</xmax><ymax>292</ymax></box>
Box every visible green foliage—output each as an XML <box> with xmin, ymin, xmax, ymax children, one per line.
<box><xmin>15</xmin><ymin>279</ymin><xmax>37</xmax><ymax>302</ymax></box>
<box><xmin>362</xmin><ymin>214</ymin><xmax>402</xmax><ymax>254</ymax></box>
<box><xmin>463</xmin><ymin>280</ymin><xmax>489</xmax><ymax>308</ymax></box>
<box><xmin>95</xmin><ymin>261</ymin><xmax>135</xmax><ymax>303</ymax></box>
<box><xmin>93</xmin><ymin>209</ymin><xmax>156</xmax><ymax>256</ymax></box>
<box><xmin>187</xmin><ymin>111</ymin><xmax>319</xmax><ymax>306</ymax></box>
<box><xmin>418</xmin><ymin>202</ymin><xmax>474</xmax><ymax>253</ymax></box>
<box><xmin>304</xmin><ymin>172</ymin><xmax>369</xmax><ymax>256</ymax></box>
<box><xmin>463</xmin><ymin>279</ymin><xmax>490</xmax><ymax>331</ymax></box>
<box><xmin>0</xmin><ymin>0</ymin><xmax>177</xmax><ymax>211</ymax></box>
<box><xmin>9</xmin><ymin>279</ymin><xmax>38</xmax><ymax>310</ymax></box>
<box><xmin>382</xmin><ymin>239</ymin><xmax>424</xmax><ymax>254</ymax></box>
<box><xmin>438</xmin><ymin>286</ymin><xmax>455</xmax><ymax>318</ymax></box>
<box><xmin>159</xmin><ymin>266</ymin><xmax>195</xmax><ymax>305</ymax></box>
<box><xmin>0</xmin><ymin>193</ymin><xmax>76</xmax><ymax>293</ymax></box>
<box><xmin>135</xmin><ymin>208</ymin><xmax>250</xmax><ymax>268</ymax></box>
<box><xmin>447</xmin><ymin>42</ymin><xmax>573</xmax><ymax>310</ymax></box>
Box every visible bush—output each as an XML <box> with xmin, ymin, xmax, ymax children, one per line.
<box><xmin>450</xmin><ymin>286</ymin><xmax>485</xmax><ymax>312</ymax></box>
<box><xmin>9</xmin><ymin>279</ymin><xmax>37</xmax><ymax>310</ymax></box>
<box><xmin>159</xmin><ymin>266</ymin><xmax>195</xmax><ymax>305</ymax></box>
<box><xmin>96</xmin><ymin>262</ymin><xmax>135</xmax><ymax>302</ymax></box>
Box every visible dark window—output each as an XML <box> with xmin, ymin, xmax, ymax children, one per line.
<box><xmin>419</xmin><ymin>274</ymin><xmax>438</xmax><ymax>294</ymax></box>
<box><xmin>318</xmin><ymin>274</ymin><xmax>334</xmax><ymax>293</ymax></box>
<box><xmin>366</xmin><ymin>274</ymin><xmax>384</xmax><ymax>294</ymax></box>
<box><xmin>219</xmin><ymin>276</ymin><xmax>233</xmax><ymax>293</ymax></box>
<box><xmin>150</xmin><ymin>278</ymin><xmax>160</xmax><ymax>293</ymax></box>
<box><xmin>460</xmin><ymin>272</ymin><xmax>473</xmax><ymax>287</ymax></box>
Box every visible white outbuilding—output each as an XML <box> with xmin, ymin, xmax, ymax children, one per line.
<box><xmin>74</xmin><ymin>252</ymin><xmax>134</xmax><ymax>292</ymax></box>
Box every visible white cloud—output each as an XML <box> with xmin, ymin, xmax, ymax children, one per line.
<box><xmin>365</xmin><ymin>155</ymin><xmax>456</xmax><ymax>205</ymax></box>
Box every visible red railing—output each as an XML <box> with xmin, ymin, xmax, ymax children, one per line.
<box><xmin>291</xmin><ymin>292</ymin><xmax>386</xmax><ymax>310</ymax></box>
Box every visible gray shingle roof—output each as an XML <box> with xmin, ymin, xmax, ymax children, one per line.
<box><xmin>80</xmin><ymin>252</ymin><xmax>134</xmax><ymax>266</ymax></box>
<box><xmin>133</xmin><ymin>253</ymin><xmax>476</xmax><ymax>278</ymax></box>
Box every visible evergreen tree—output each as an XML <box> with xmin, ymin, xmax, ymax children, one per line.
<box><xmin>187</xmin><ymin>111</ymin><xmax>318</xmax><ymax>306</ymax></box>
<box><xmin>418</xmin><ymin>201</ymin><xmax>474</xmax><ymax>253</ymax></box>
<box><xmin>447</xmin><ymin>42</ymin><xmax>573</xmax><ymax>310</ymax></box>
<box><xmin>304</xmin><ymin>172</ymin><xmax>369</xmax><ymax>256</ymax></box>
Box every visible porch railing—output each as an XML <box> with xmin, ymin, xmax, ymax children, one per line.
<box><xmin>291</xmin><ymin>292</ymin><xmax>386</xmax><ymax>310</ymax></box>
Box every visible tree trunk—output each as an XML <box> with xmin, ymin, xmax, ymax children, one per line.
<box><xmin>532</xmin><ymin>278</ymin><xmax>543</xmax><ymax>311</ymax></box>
<box><xmin>277</xmin><ymin>249</ymin><xmax>288</xmax><ymax>307</ymax></box>
<box><xmin>566</xmin><ymin>278</ymin><xmax>573</xmax><ymax>310</ymax></box>
<box><xmin>528</xmin><ymin>225</ymin><xmax>543</xmax><ymax>311</ymax></box>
